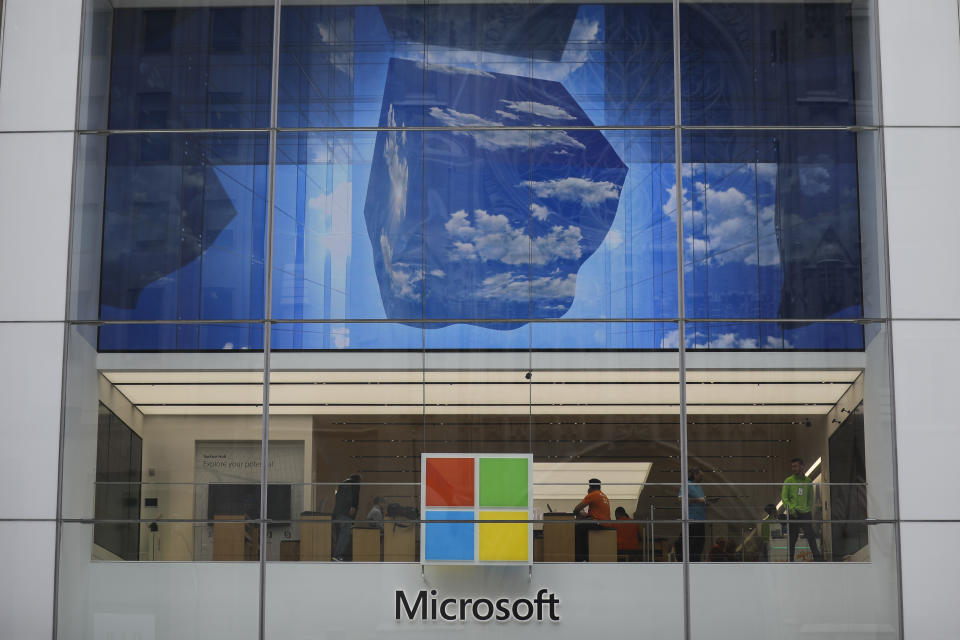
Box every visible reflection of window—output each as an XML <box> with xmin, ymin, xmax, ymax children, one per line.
<box><xmin>210</xmin><ymin>8</ymin><xmax>243</xmax><ymax>53</ymax></box>
<box><xmin>132</xmin><ymin>202</ymin><xmax>170</xmax><ymax>251</ymax></box>
<box><xmin>136</xmin><ymin>92</ymin><xmax>170</xmax><ymax>130</ymax></box>
<box><xmin>828</xmin><ymin>402</ymin><xmax>868</xmax><ymax>558</ymax></box>
<box><xmin>209</xmin><ymin>92</ymin><xmax>245</xmax><ymax>131</ymax></box>
<box><xmin>138</xmin><ymin>134</ymin><xmax>170</xmax><ymax>164</ymax></box>
<box><xmin>94</xmin><ymin>403</ymin><xmax>142</xmax><ymax>561</ymax></box>
<box><xmin>141</xmin><ymin>10</ymin><xmax>174</xmax><ymax>55</ymax></box>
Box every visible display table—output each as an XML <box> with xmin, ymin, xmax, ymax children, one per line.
<box><xmin>588</xmin><ymin>528</ymin><xmax>617</xmax><ymax>562</ymax></box>
<box><xmin>299</xmin><ymin>513</ymin><xmax>332</xmax><ymax>561</ymax></box>
<box><xmin>213</xmin><ymin>515</ymin><xmax>258</xmax><ymax>561</ymax></box>
<box><xmin>543</xmin><ymin>513</ymin><xmax>575</xmax><ymax>562</ymax></box>
<box><xmin>353</xmin><ymin>526</ymin><xmax>382</xmax><ymax>561</ymax></box>
<box><xmin>384</xmin><ymin>519</ymin><xmax>416</xmax><ymax>561</ymax></box>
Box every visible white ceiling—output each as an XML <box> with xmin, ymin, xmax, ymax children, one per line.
<box><xmin>533</xmin><ymin>462</ymin><xmax>653</xmax><ymax>501</ymax></box>
<box><xmin>101</xmin><ymin>369</ymin><xmax>861</xmax><ymax>417</ymax></box>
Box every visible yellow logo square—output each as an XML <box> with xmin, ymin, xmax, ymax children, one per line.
<box><xmin>478</xmin><ymin>511</ymin><xmax>528</xmax><ymax>562</ymax></box>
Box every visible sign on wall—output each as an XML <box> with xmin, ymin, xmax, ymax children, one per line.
<box><xmin>421</xmin><ymin>453</ymin><xmax>533</xmax><ymax>565</ymax></box>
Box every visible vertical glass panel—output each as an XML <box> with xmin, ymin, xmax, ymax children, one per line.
<box><xmin>530</xmin><ymin>323</ymin><xmax>682</xmax><ymax>563</ymax></box>
<box><xmin>421</xmin><ymin>345</ymin><xmax>530</xmax><ymax>564</ymax></box>
<box><xmin>683</xmin><ymin>320</ymin><xmax>895</xmax><ymax>567</ymax></box>
<box><xmin>97</xmin><ymin>133</ymin><xmax>269</xmax><ymax>325</ymax></box>
<box><xmin>681</xmin><ymin>130</ymin><xmax>864</xmax><ymax>325</ymax></box>
<box><xmin>680</xmin><ymin>1</ymin><xmax>878</xmax><ymax>126</ymax></box>
<box><xmin>531</xmin><ymin>130</ymin><xmax>676</xmax><ymax>321</ymax></box>
<box><xmin>59</xmin><ymin>523</ymin><xmax>260</xmax><ymax>638</ymax></box>
<box><xmin>573</xmin><ymin>2</ymin><xmax>674</xmax><ymax>127</ymax></box>
<box><xmin>272</xmin><ymin>129</ymin><xmax>425</xmax><ymax>326</ymax></box>
<box><xmin>94</xmin><ymin>403</ymin><xmax>143</xmax><ymax>561</ymax></box>
<box><xmin>276</xmin><ymin>2</ymin><xmax>674</xmax><ymax>129</ymax></box>
<box><xmin>271</xmin><ymin>321</ymin><xmax>424</xmax><ymax>350</ymax></box>
<box><xmin>77</xmin><ymin>0</ymin><xmax>115</xmax><ymax>131</ymax></box>
<box><xmin>421</xmin><ymin>129</ymin><xmax>677</xmax><ymax>325</ymax></box>
<box><xmin>684</xmin><ymin>320</ymin><xmax>865</xmax><ymax>352</ymax></box>
<box><xmin>70</xmin><ymin>134</ymin><xmax>109</xmax><ymax>321</ymax></box>
<box><xmin>279</xmin><ymin>2</ymin><xmax>425</xmax><ymax>128</ymax></box>
<box><xmin>272</xmin><ymin>132</ymin><xmax>390</xmax><ymax>323</ymax></box>
<box><xmin>267</xmin><ymin>343</ymin><xmax>424</xmax><ymax>562</ymax></box>
<box><xmin>424</xmin><ymin>2</ymin><xmax>674</xmax><ymax>127</ymax></box>
<box><xmin>421</xmin><ymin>129</ymin><xmax>532</xmax><ymax>324</ymax></box>
<box><xmin>106</xmin><ymin>4</ymin><xmax>273</xmax><ymax>130</ymax></box>
<box><xmin>689</xmin><ymin>525</ymin><xmax>899</xmax><ymax>639</ymax></box>
<box><xmin>532</xmin><ymin>321</ymin><xmax>679</xmax><ymax>351</ymax></box>
<box><xmin>62</xmin><ymin>323</ymin><xmax>266</xmax><ymax>531</ymax></box>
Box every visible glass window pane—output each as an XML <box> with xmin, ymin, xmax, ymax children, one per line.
<box><xmin>277</xmin><ymin>2</ymin><xmax>673</xmax><ymax>128</ymax></box>
<box><xmin>62</xmin><ymin>323</ymin><xmax>266</xmax><ymax>523</ymax></box>
<box><xmin>267</xmin><ymin>341</ymin><xmax>424</xmax><ymax>563</ymax></box>
<box><xmin>96</xmin><ymin>133</ymin><xmax>268</xmax><ymax>324</ymax></box>
<box><xmin>279</xmin><ymin>2</ymin><xmax>425</xmax><ymax>128</ymax></box>
<box><xmin>273</xmin><ymin>131</ymin><xmax>677</xmax><ymax>329</ymax></box>
<box><xmin>680</xmin><ymin>2</ymin><xmax>878</xmax><ymax>126</ymax></box>
<box><xmin>530</xmin><ymin>323</ymin><xmax>682</xmax><ymax>563</ymax></box>
<box><xmin>689</xmin><ymin>524</ymin><xmax>899</xmax><ymax>639</ymax></box>
<box><xmin>106</xmin><ymin>6</ymin><xmax>273</xmax><ymax>130</ymax></box>
<box><xmin>272</xmin><ymin>132</ymin><xmax>384</xmax><ymax>322</ymax></box>
<box><xmin>681</xmin><ymin>130</ymin><xmax>868</xmax><ymax>324</ymax></box>
<box><xmin>59</xmin><ymin>523</ymin><xmax>260</xmax><ymax>638</ymax></box>
<box><xmin>683</xmin><ymin>320</ymin><xmax>896</xmax><ymax>558</ymax></box>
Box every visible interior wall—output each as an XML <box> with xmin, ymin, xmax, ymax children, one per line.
<box><xmin>138</xmin><ymin>414</ymin><xmax>312</xmax><ymax>560</ymax></box>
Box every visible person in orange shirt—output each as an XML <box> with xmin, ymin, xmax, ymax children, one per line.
<box><xmin>573</xmin><ymin>478</ymin><xmax>611</xmax><ymax>561</ymax></box>
<box><xmin>614</xmin><ymin>506</ymin><xmax>642</xmax><ymax>561</ymax></box>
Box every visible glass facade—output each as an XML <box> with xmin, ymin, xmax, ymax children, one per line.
<box><xmin>59</xmin><ymin>1</ymin><xmax>897</xmax><ymax>639</ymax></box>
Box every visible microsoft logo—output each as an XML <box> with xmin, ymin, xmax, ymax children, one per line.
<box><xmin>421</xmin><ymin>454</ymin><xmax>533</xmax><ymax>564</ymax></box>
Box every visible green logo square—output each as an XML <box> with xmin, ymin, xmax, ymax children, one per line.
<box><xmin>478</xmin><ymin>457</ymin><xmax>529</xmax><ymax>507</ymax></box>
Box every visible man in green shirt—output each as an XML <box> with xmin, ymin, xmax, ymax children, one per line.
<box><xmin>781</xmin><ymin>457</ymin><xmax>823</xmax><ymax>562</ymax></box>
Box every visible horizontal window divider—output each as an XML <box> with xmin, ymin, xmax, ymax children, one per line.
<box><xmin>73</xmin><ymin>125</ymin><xmax>878</xmax><ymax>135</ymax></box>
<box><xmin>686</xmin><ymin>482</ymin><xmax>867</xmax><ymax>487</ymax></box>
<box><xmin>0</xmin><ymin>517</ymin><xmax>58</xmax><ymax>522</ymax></box>
<box><xmin>78</xmin><ymin>128</ymin><xmax>271</xmax><ymax>136</ymax></box>
<box><xmin>66</xmin><ymin>317</ymin><xmax>894</xmax><ymax>326</ymax></box>
<box><xmin>62</xmin><ymin>517</ymin><xmax>893</xmax><ymax>526</ymax></box>
<box><xmin>92</xmin><ymin>481</ymin><xmax>424</xmax><ymax>487</ymax></box>
<box><xmin>679</xmin><ymin>519</ymin><xmax>894</xmax><ymax>525</ymax></box>
<box><xmin>70</xmin><ymin>319</ymin><xmax>270</xmax><ymax>326</ymax></box>
<box><xmin>65</xmin><ymin>518</ymin><xmax>262</xmax><ymax>525</ymax></box>
<box><xmin>682</xmin><ymin>317</ymin><xmax>888</xmax><ymax>324</ymax></box>
<box><xmin>134</xmin><ymin>401</ymin><xmax>834</xmax><ymax>407</ymax></box>
<box><xmin>271</xmin><ymin>318</ymin><xmax>678</xmax><ymax>324</ymax></box>
<box><xmin>679</xmin><ymin>125</ymin><xmax>879</xmax><ymax>132</ymax></box>
<box><xmin>0</xmin><ymin>129</ymin><xmax>77</xmax><ymax>135</ymax></box>
<box><xmin>109</xmin><ymin>379</ymin><xmax>843</xmax><ymax>386</ymax></box>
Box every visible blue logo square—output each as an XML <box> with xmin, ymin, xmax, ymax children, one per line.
<box><xmin>424</xmin><ymin>511</ymin><xmax>474</xmax><ymax>561</ymax></box>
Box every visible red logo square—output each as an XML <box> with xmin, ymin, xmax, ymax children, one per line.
<box><xmin>425</xmin><ymin>457</ymin><xmax>475</xmax><ymax>507</ymax></box>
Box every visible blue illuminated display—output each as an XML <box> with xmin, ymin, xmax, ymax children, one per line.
<box><xmin>365</xmin><ymin>58</ymin><xmax>628</xmax><ymax>326</ymax></box>
<box><xmin>98</xmin><ymin>4</ymin><xmax>865</xmax><ymax>351</ymax></box>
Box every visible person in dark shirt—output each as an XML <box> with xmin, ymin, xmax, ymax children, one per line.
<box><xmin>332</xmin><ymin>473</ymin><xmax>361</xmax><ymax>561</ymax></box>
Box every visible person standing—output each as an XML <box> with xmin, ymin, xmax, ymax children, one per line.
<box><xmin>573</xmin><ymin>478</ymin><xmax>611</xmax><ymax>562</ymax></box>
<box><xmin>677</xmin><ymin>468</ymin><xmax>707</xmax><ymax>562</ymax></box>
<box><xmin>781</xmin><ymin>458</ymin><xmax>824</xmax><ymax>562</ymax></box>
<box><xmin>331</xmin><ymin>473</ymin><xmax>362</xmax><ymax>561</ymax></box>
